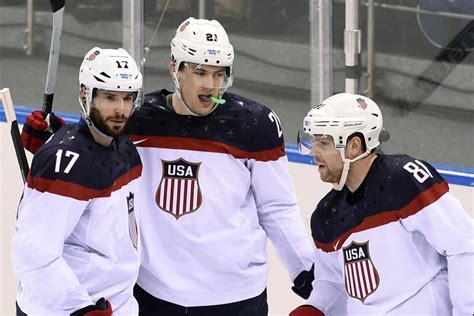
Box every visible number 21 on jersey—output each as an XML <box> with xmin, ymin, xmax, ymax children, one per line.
<box><xmin>268</xmin><ymin>111</ymin><xmax>283</xmax><ymax>138</ymax></box>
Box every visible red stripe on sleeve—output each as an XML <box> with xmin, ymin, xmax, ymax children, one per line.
<box><xmin>315</xmin><ymin>180</ymin><xmax>449</xmax><ymax>252</ymax></box>
<box><xmin>129</xmin><ymin>135</ymin><xmax>285</xmax><ymax>162</ymax></box>
<box><xmin>27</xmin><ymin>165</ymin><xmax>142</xmax><ymax>201</ymax></box>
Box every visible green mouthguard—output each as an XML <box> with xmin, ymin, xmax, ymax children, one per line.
<box><xmin>210</xmin><ymin>96</ymin><xmax>226</xmax><ymax>105</ymax></box>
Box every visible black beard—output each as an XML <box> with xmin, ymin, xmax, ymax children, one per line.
<box><xmin>89</xmin><ymin>107</ymin><xmax>128</xmax><ymax>138</ymax></box>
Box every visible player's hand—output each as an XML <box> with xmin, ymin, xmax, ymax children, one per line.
<box><xmin>70</xmin><ymin>298</ymin><xmax>113</xmax><ymax>316</ymax></box>
<box><xmin>292</xmin><ymin>264</ymin><xmax>314</xmax><ymax>299</ymax></box>
<box><xmin>21</xmin><ymin>110</ymin><xmax>65</xmax><ymax>153</ymax></box>
<box><xmin>289</xmin><ymin>305</ymin><xmax>325</xmax><ymax>316</ymax></box>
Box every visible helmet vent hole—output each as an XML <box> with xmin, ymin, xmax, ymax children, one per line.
<box><xmin>117</xmin><ymin>85</ymin><xmax>120</xmax><ymax>89</ymax></box>
<box><xmin>204</xmin><ymin>59</ymin><xmax>208</xmax><ymax>62</ymax></box>
<box><xmin>100</xmin><ymin>72</ymin><xmax>111</xmax><ymax>78</ymax></box>
<box><xmin>216</xmin><ymin>60</ymin><xmax>220</xmax><ymax>64</ymax></box>
<box><xmin>371</xmin><ymin>113</ymin><xmax>379</xmax><ymax>117</ymax></box>
<box><xmin>93</xmin><ymin>75</ymin><xmax>105</xmax><ymax>83</ymax></box>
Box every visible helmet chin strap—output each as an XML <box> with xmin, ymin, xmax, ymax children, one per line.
<box><xmin>86</xmin><ymin>116</ymin><xmax>113</xmax><ymax>136</ymax></box>
<box><xmin>333</xmin><ymin>150</ymin><xmax>370</xmax><ymax>191</ymax></box>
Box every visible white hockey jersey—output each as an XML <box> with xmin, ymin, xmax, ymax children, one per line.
<box><xmin>11</xmin><ymin>122</ymin><xmax>142</xmax><ymax>315</ymax></box>
<box><xmin>306</xmin><ymin>154</ymin><xmax>474</xmax><ymax>315</ymax></box>
<box><xmin>126</xmin><ymin>89</ymin><xmax>314</xmax><ymax>306</ymax></box>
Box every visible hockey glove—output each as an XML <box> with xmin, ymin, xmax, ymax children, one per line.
<box><xmin>70</xmin><ymin>297</ymin><xmax>112</xmax><ymax>316</ymax></box>
<box><xmin>289</xmin><ymin>305</ymin><xmax>325</xmax><ymax>316</ymax></box>
<box><xmin>291</xmin><ymin>264</ymin><xmax>315</xmax><ymax>299</ymax></box>
<box><xmin>21</xmin><ymin>110</ymin><xmax>65</xmax><ymax>154</ymax></box>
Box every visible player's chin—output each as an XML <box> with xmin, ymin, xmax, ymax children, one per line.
<box><xmin>195</xmin><ymin>104</ymin><xmax>213</xmax><ymax>115</ymax></box>
<box><xmin>319</xmin><ymin>169</ymin><xmax>334</xmax><ymax>183</ymax></box>
<box><xmin>199</xmin><ymin>100</ymin><xmax>213</xmax><ymax>109</ymax></box>
<box><xmin>106</xmin><ymin>124</ymin><xmax>126</xmax><ymax>137</ymax></box>
<box><xmin>318</xmin><ymin>170</ymin><xmax>328</xmax><ymax>182</ymax></box>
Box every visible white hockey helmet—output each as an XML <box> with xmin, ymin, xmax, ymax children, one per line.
<box><xmin>297</xmin><ymin>93</ymin><xmax>383</xmax><ymax>190</ymax></box>
<box><xmin>171</xmin><ymin>17</ymin><xmax>234</xmax><ymax>75</ymax></box>
<box><xmin>298</xmin><ymin>93</ymin><xmax>383</xmax><ymax>154</ymax></box>
<box><xmin>78</xmin><ymin>47</ymin><xmax>143</xmax><ymax>118</ymax></box>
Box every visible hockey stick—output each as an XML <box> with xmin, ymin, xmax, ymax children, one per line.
<box><xmin>0</xmin><ymin>88</ymin><xmax>30</xmax><ymax>183</ymax></box>
<box><xmin>43</xmin><ymin>0</ymin><xmax>65</xmax><ymax>115</ymax></box>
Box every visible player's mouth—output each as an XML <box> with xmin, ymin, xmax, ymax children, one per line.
<box><xmin>316</xmin><ymin>162</ymin><xmax>326</xmax><ymax>172</ymax></box>
<box><xmin>198</xmin><ymin>94</ymin><xmax>212</xmax><ymax>106</ymax></box>
<box><xmin>108</xmin><ymin>117</ymin><xmax>127</xmax><ymax>125</ymax></box>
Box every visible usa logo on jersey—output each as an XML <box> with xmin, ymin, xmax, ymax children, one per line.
<box><xmin>156</xmin><ymin>159</ymin><xmax>202</xmax><ymax>219</ymax></box>
<box><xmin>343</xmin><ymin>241</ymin><xmax>380</xmax><ymax>302</ymax></box>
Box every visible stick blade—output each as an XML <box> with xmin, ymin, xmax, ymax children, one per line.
<box><xmin>1</xmin><ymin>88</ymin><xmax>30</xmax><ymax>183</ymax></box>
<box><xmin>0</xmin><ymin>88</ymin><xmax>17</xmax><ymax>122</ymax></box>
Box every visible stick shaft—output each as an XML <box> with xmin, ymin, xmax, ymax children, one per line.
<box><xmin>43</xmin><ymin>0</ymin><xmax>66</xmax><ymax>114</ymax></box>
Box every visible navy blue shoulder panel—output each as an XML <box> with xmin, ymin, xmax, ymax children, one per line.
<box><xmin>225</xmin><ymin>92</ymin><xmax>285</xmax><ymax>151</ymax></box>
<box><xmin>127</xmin><ymin>90</ymin><xmax>284</xmax><ymax>152</ymax></box>
<box><xmin>311</xmin><ymin>154</ymin><xmax>447</xmax><ymax>243</ymax></box>
<box><xmin>32</xmin><ymin>123</ymin><xmax>141</xmax><ymax>191</ymax></box>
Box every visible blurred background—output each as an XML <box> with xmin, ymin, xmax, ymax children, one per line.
<box><xmin>1</xmin><ymin>0</ymin><xmax>473</xmax><ymax>169</ymax></box>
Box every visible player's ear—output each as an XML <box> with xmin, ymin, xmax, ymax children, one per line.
<box><xmin>168</xmin><ymin>60</ymin><xmax>175</xmax><ymax>75</ymax></box>
<box><xmin>348</xmin><ymin>136</ymin><xmax>364</xmax><ymax>158</ymax></box>
<box><xmin>79</xmin><ymin>85</ymin><xmax>87</xmax><ymax>106</ymax></box>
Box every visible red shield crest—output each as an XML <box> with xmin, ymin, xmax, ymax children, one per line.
<box><xmin>343</xmin><ymin>241</ymin><xmax>380</xmax><ymax>302</ymax></box>
<box><xmin>156</xmin><ymin>159</ymin><xmax>202</xmax><ymax>219</ymax></box>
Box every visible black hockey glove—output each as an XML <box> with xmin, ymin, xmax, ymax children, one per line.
<box><xmin>70</xmin><ymin>298</ymin><xmax>112</xmax><ymax>316</ymax></box>
<box><xmin>291</xmin><ymin>264</ymin><xmax>315</xmax><ymax>299</ymax></box>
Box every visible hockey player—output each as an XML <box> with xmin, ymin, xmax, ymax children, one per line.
<box><xmin>290</xmin><ymin>93</ymin><xmax>474</xmax><ymax>315</ymax></box>
<box><xmin>12</xmin><ymin>47</ymin><xmax>143</xmax><ymax>316</ymax></box>
<box><xmin>20</xmin><ymin>18</ymin><xmax>315</xmax><ymax>315</ymax></box>
<box><xmin>128</xmin><ymin>17</ymin><xmax>314</xmax><ymax>315</ymax></box>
